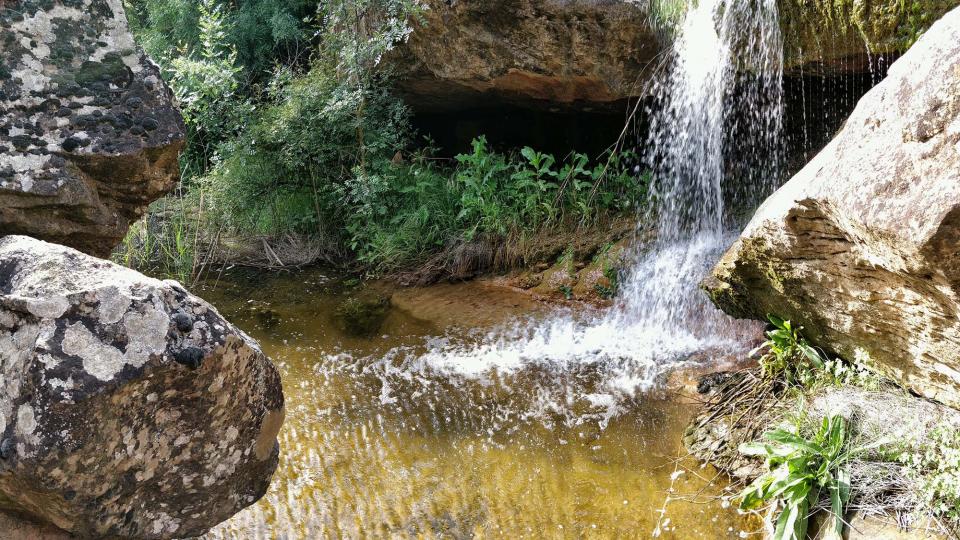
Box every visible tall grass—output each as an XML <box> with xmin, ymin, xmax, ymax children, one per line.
<box><xmin>112</xmin><ymin>191</ymin><xmax>203</xmax><ymax>284</ymax></box>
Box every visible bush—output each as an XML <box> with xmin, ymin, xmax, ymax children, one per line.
<box><xmin>122</xmin><ymin>0</ymin><xmax>650</xmax><ymax>277</ymax></box>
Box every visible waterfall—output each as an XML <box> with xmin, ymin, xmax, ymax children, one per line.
<box><xmin>405</xmin><ymin>0</ymin><xmax>786</xmax><ymax>396</ymax></box>
<box><xmin>607</xmin><ymin>0</ymin><xmax>784</xmax><ymax>361</ymax></box>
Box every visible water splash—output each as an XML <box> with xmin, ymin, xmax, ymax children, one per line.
<box><xmin>409</xmin><ymin>0</ymin><xmax>784</xmax><ymax>392</ymax></box>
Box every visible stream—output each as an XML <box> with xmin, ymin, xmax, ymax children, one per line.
<box><xmin>206</xmin><ymin>0</ymin><xmax>810</xmax><ymax>536</ymax></box>
<box><xmin>201</xmin><ymin>270</ymin><xmax>754</xmax><ymax>538</ymax></box>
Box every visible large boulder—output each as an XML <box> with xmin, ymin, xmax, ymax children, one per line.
<box><xmin>392</xmin><ymin>0</ymin><xmax>659</xmax><ymax>111</ymax></box>
<box><xmin>0</xmin><ymin>0</ymin><xmax>185</xmax><ymax>257</ymax></box>
<box><xmin>704</xmin><ymin>7</ymin><xmax>960</xmax><ymax>406</ymax></box>
<box><xmin>0</xmin><ymin>235</ymin><xmax>284</xmax><ymax>538</ymax></box>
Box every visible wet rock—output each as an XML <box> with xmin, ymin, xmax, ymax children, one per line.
<box><xmin>0</xmin><ymin>236</ymin><xmax>284</xmax><ymax>539</ymax></box>
<box><xmin>0</xmin><ymin>0</ymin><xmax>185</xmax><ymax>257</ymax></box>
<box><xmin>704</xmin><ymin>7</ymin><xmax>960</xmax><ymax>408</ymax></box>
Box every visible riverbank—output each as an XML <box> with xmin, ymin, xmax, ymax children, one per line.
<box><xmin>112</xmin><ymin>201</ymin><xmax>643</xmax><ymax>299</ymax></box>
<box><xmin>683</xmin><ymin>341</ymin><xmax>960</xmax><ymax>539</ymax></box>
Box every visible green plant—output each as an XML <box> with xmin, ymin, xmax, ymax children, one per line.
<box><xmin>126</xmin><ymin>0</ymin><xmax>652</xmax><ymax>276</ymax></box>
<box><xmin>899</xmin><ymin>426</ymin><xmax>960</xmax><ymax>524</ymax></box>
<box><xmin>112</xmin><ymin>194</ymin><xmax>201</xmax><ymax>283</ymax></box>
<box><xmin>753</xmin><ymin>315</ymin><xmax>825</xmax><ymax>385</ymax></box>
<box><xmin>739</xmin><ymin>415</ymin><xmax>852</xmax><ymax>540</ymax></box>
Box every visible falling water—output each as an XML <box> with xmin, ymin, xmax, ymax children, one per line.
<box><xmin>204</xmin><ymin>2</ymin><xmax>843</xmax><ymax>536</ymax></box>
<box><xmin>404</xmin><ymin>0</ymin><xmax>786</xmax><ymax>391</ymax></box>
<box><xmin>610</xmin><ymin>0</ymin><xmax>784</xmax><ymax>355</ymax></box>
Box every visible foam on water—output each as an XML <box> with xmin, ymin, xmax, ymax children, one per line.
<box><xmin>399</xmin><ymin>0</ymin><xmax>784</xmax><ymax>393</ymax></box>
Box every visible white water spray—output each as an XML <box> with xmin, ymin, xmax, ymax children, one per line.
<box><xmin>398</xmin><ymin>0</ymin><xmax>785</xmax><ymax>396</ymax></box>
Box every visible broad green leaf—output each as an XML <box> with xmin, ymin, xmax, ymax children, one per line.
<box><xmin>765</xmin><ymin>430</ymin><xmax>825</xmax><ymax>455</ymax></box>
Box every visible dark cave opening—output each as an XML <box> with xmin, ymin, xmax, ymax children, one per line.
<box><xmin>405</xmin><ymin>54</ymin><xmax>896</xmax><ymax>188</ymax></box>
<box><xmin>408</xmin><ymin>100</ymin><xmax>638</xmax><ymax>160</ymax></box>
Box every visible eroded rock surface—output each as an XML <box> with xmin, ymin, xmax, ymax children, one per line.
<box><xmin>0</xmin><ymin>0</ymin><xmax>184</xmax><ymax>257</ymax></box>
<box><xmin>704</xmin><ymin>7</ymin><xmax>960</xmax><ymax>406</ymax></box>
<box><xmin>0</xmin><ymin>236</ymin><xmax>284</xmax><ymax>539</ymax></box>
<box><xmin>393</xmin><ymin>0</ymin><xmax>959</xmax><ymax>111</ymax></box>
<box><xmin>393</xmin><ymin>0</ymin><xmax>658</xmax><ymax>111</ymax></box>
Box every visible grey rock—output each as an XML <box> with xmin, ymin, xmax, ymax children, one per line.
<box><xmin>0</xmin><ymin>0</ymin><xmax>185</xmax><ymax>257</ymax></box>
<box><xmin>0</xmin><ymin>236</ymin><xmax>284</xmax><ymax>539</ymax></box>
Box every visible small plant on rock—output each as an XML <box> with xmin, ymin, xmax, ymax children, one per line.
<box><xmin>739</xmin><ymin>414</ymin><xmax>852</xmax><ymax>540</ymax></box>
<box><xmin>753</xmin><ymin>315</ymin><xmax>825</xmax><ymax>385</ymax></box>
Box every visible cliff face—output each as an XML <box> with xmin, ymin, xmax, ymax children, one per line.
<box><xmin>392</xmin><ymin>0</ymin><xmax>659</xmax><ymax>112</ymax></box>
<box><xmin>392</xmin><ymin>0</ymin><xmax>960</xmax><ymax>111</ymax></box>
<box><xmin>0</xmin><ymin>0</ymin><xmax>185</xmax><ymax>256</ymax></box>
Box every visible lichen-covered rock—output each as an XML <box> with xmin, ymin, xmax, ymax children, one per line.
<box><xmin>0</xmin><ymin>236</ymin><xmax>284</xmax><ymax>539</ymax></box>
<box><xmin>0</xmin><ymin>0</ymin><xmax>185</xmax><ymax>257</ymax></box>
<box><xmin>704</xmin><ymin>7</ymin><xmax>960</xmax><ymax>406</ymax></box>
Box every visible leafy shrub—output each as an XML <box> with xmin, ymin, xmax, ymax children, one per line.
<box><xmin>340</xmin><ymin>140</ymin><xmax>647</xmax><ymax>272</ymax></box>
<box><xmin>739</xmin><ymin>415</ymin><xmax>851</xmax><ymax>540</ymax></box>
<box><xmin>123</xmin><ymin>0</ymin><xmax>650</xmax><ymax>276</ymax></box>
<box><xmin>754</xmin><ymin>315</ymin><xmax>884</xmax><ymax>390</ymax></box>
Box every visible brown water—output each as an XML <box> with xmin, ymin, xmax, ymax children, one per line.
<box><xmin>199</xmin><ymin>269</ymin><xmax>750</xmax><ymax>539</ymax></box>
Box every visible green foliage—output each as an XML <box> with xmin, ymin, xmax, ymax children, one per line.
<box><xmin>648</xmin><ymin>0</ymin><xmax>687</xmax><ymax>35</ymax></box>
<box><xmin>754</xmin><ymin>315</ymin><xmax>884</xmax><ymax>390</ymax></box>
<box><xmin>112</xmin><ymin>196</ymin><xmax>199</xmax><ymax>283</ymax></box>
<box><xmin>592</xmin><ymin>243</ymin><xmax>622</xmax><ymax>299</ymax></box>
<box><xmin>739</xmin><ymin>415</ymin><xmax>852</xmax><ymax>540</ymax></box>
<box><xmin>125</xmin><ymin>0</ymin><xmax>312</xmax><ymax>76</ymax></box>
<box><xmin>124</xmin><ymin>0</ymin><xmax>648</xmax><ymax>276</ymax></box>
<box><xmin>753</xmin><ymin>315</ymin><xmax>825</xmax><ymax>385</ymax></box>
<box><xmin>166</xmin><ymin>0</ymin><xmax>252</xmax><ymax>175</ymax></box>
<box><xmin>897</xmin><ymin>0</ymin><xmax>935</xmax><ymax>47</ymax></box>
<box><xmin>899</xmin><ymin>426</ymin><xmax>960</xmax><ymax>524</ymax></box>
<box><xmin>338</xmin><ymin>139</ymin><xmax>647</xmax><ymax>272</ymax></box>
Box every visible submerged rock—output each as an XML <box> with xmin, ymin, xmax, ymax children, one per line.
<box><xmin>334</xmin><ymin>294</ymin><xmax>391</xmax><ymax>337</ymax></box>
<box><xmin>0</xmin><ymin>236</ymin><xmax>284</xmax><ymax>539</ymax></box>
<box><xmin>703</xmin><ymin>6</ymin><xmax>960</xmax><ymax>407</ymax></box>
<box><xmin>0</xmin><ymin>0</ymin><xmax>185</xmax><ymax>257</ymax></box>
